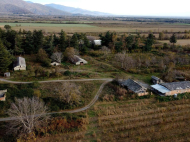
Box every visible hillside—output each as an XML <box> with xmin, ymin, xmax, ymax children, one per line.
<box><xmin>0</xmin><ymin>4</ymin><xmax>32</xmax><ymax>14</ymax></box>
<box><xmin>46</xmin><ymin>3</ymin><xmax>112</xmax><ymax>16</ymax></box>
<box><xmin>0</xmin><ymin>0</ymin><xmax>71</xmax><ymax>15</ymax></box>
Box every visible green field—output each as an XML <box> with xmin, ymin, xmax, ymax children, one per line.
<box><xmin>0</xmin><ymin>23</ymin><xmax>95</xmax><ymax>28</ymax></box>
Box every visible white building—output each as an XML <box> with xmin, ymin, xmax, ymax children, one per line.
<box><xmin>13</xmin><ymin>57</ymin><xmax>26</xmax><ymax>71</ymax></box>
<box><xmin>4</xmin><ymin>72</ymin><xmax>10</xmax><ymax>77</ymax></box>
<box><xmin>93</xmin><ymin>40</ymin><xmax>102</xmax><ymax>46</ymax></box>
<box><xmin>0</xmin><ymin>90</ymin><xmax>7</xmax><ymax>101</ymax></box>
<box><xmin>70</xmin><ymin>55</ymin><xmax>88</xmax><ymax>65</ymax></box>
<box><xmin>51</xmin><ymin>62</ymin><xmax>61</xmax><ymax>66</ymax></box>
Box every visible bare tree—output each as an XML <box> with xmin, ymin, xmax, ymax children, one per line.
<box><xmin>7</xmin><ymin>97</ymin><xmax>49</xmax><ymax>136</ymax></box>
<box><xmin>51</xmin><ymin>52</ymin><xmax>63</xmax><ymax>63</ymax></box>
<box><xmin>64</xmin><ymin>47</ymin><xmax>75</xmax><ymax>61</ymax></box>
<box><xmin>56</xmin><ymin>82</ymin><xmax>81</xmax><ymax>105</ymax></box>
<box><xmin>100</xmin><ymin>46</ymin><xmax>111</xmax><ymax>54</ymax></box>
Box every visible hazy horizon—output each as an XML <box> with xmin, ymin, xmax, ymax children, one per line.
<box><xmin>23</xmin><ymin>0</ymin><xmax>190</xmax><ymax>17</ymax></box>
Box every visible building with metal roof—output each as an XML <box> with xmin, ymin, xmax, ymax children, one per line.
<box><xmin>70</xmin><ymin>55</ymin><xmax>88</xmax><ymax>66</ymax></box>
<box><xmin>151</xmin><ymin>81</ymin><xmax>190</xmax><ymax>96</ymax></box>
<box><xmin>120</xmin><ymin>79</ymin><xmax>148</xmax><ymax>96</ymax></box>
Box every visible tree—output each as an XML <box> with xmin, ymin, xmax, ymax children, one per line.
<box><xmin>159</xmin><ymin>32</ymin><xmax>165</xmax><ymax>40</ymax></box>
<box><xmin>143</xmin><ymin>33</ymin><xmax>155</xmax><ymax>52</ymax></box>
<box><xmin>7</xmin><ymin>97</ymin><xmax>49</xmax><ymax>136</ymax></box>
<box><xmin>4</xmin><ymin>25</ymin><xmax>11</xmax><ymax>31</ymax></box>
<box><xmin>23</xmin><ymin>31</ymin><xmax>34</xmax><ymax>54</ymax></box>
<box><xmin>56</xmin><ymin>82</ymin><xmax>81</xmax><ymax>105</ymax></box>
<box><xmin>170</xmin><ymin>34</ymin><xmax>177</xmax><ymax>48</ymax></box>
<box><xmin>50</xmin><ymin>52</ymin><xmax>63</xmax><ymax>63</ymax></box>
<box><xmin>64</xmin><ymin>47</ymin><xmax>75</xmax><ymax>61</ymax></box>
<box><xmin>36</xmin><ymin>48</ymin><xmax>51</xmax><ymax>67</ymax></box>
<box><xmin>59</xmin><ymin>30</ymin><xmax>66</xmax><ymax>52</ymax></box>
<box><xmin>70</xmin><ymin>33</ymin><xmax>79</xmax><ymax>49</ymax></box>
<box><xmin>0</xmin><ymin>40</ymin><xmax>13</xmax><ymax>73</ymax></box>
<box><xmin>125</xmin><ymin>35</ymin><xmax>134</xmax><ymax>52</ymax></box>
<box><xmin>33</xmin><ymin>30</ymin><xmax>44</xmax><ymax>53</ymax></box>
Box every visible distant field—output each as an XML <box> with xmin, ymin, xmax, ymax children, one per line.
<box><xmin>1</xmin><ymin>22</ymin><xmax>190</xmax><ymax>33</ymax></box>
<box><xmin>0</xmin><ymin>23</ymin><xmax>95</xmax><ymax>27</ymax></box>
<box><xmin>159</xmin><ymin>39</ymin><xmax>190</xmax><ymax>45</ymax></box>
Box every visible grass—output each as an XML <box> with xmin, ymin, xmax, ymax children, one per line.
<box><xmin>159</xmin><ymin>39</ymin><xmax>190</xmax><ymax>45</ymax></box>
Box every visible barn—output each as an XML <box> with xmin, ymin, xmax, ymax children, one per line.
<box><xmin>151</xmin><ymin>81</ymin><xmax>190</xmax><ymax>96</ymax></box>
<box><xmin>70</xmin><ymin>55</ymin><xmax>88</xmax><ymax>65</ymax></box>
<box><xmin>120</xmin><ymin>79</ymin><xmax>149</xmax><ymax>96</ymax></box>
<box><xmin>13</xmin><ymin>57</ymin><xmax>26</xmax><ymax>71</ymax></box>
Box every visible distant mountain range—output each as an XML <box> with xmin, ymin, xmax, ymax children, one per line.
<box><xmin>45</xmin><ymin>3</ymin><xmax>112</xmax><ymax>16</ymax></box>
<box><xmin>0</xmin><ymin>0</ymin><xmax>112</xmax><ymax>16</ymax></box>
<box><xmin>0</xmin><ymin>0</ymin><xmax>71</xmax><ymax>15</ymax></box>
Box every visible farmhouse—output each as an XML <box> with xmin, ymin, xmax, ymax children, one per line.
<box><xmin>151</xmin><ymin>81</ymin><xmax>190</xmax><ymax>96</ymax></box>
<box><xmin>151</xmin><ymin>76</ymin><xmax>164</xmax><ymax>84</ymax></box>
<box><xmin>0</xmin><ymin>90</ymin><xmax>7</xmax><ymax>101</ymax></box>
<box><xmin>120</xmin><ymin>79</ymin><xmax>148</xmax><ymax>96</ymax></box>
<box><xmin>70</xmin><ymin>55</ymin><xmax>88</xmax><ymax>65</ymax></box>
<box><xmin>13</xmin><ymin>57</ymin><xmax>26</xmax><ymax>71</ymax></box>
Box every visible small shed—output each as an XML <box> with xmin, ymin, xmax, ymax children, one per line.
<box><xmin>70</xmin><ymin>55</ymin><xmax>88</xmax><ymax>66</ymax></box>
<box><xmin>4</xmin><ymin>72</ymin><xmax>10</xmax><ymax>77</ymax></box>
<box><xmin>0</xmin><ymin>90</ymin><xmax>7</xmax><ymax>101</ymax></box>
<box><xmin>13</xmin><ymin>57</ymin><xmax>26</xmax><ymax>71</ymax></box>
<box><xmin>93</xmin><ymin>40</ymin><xmax>102</xmax><ymax>46</ymax></box>
<box><xmin>151</xmin><ymin>76</ymin><xmax>164</xmax><ymax>84</ymax></box>
<box><xmin>51</xmin><ymin>62</ymin><xmax>61</xmax><ymax>66</ymax></box>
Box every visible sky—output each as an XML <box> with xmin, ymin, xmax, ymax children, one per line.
<box><xmin>24</xmin><ymin>0</ymin><xmax>190</xmax><ymax>17</ymax></box>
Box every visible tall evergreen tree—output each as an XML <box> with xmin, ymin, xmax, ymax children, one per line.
<box><xmin>71</xmin><ymin>33</ymin><xmax>79</xmax><ymax>49</ymax></box>
<box><xmin>33</xmin><ymin>30</ymin><xmax>44</xmax><ymax>53</ymax></box>
<box><xmin>59</xmin><ymin>30</ymin><xmax>66</xmax><ymax>52</ymax></box>
<box><xmin>53</xmin><ymin>34</ymin><xmax>59</xmax><ymax>47</ymax></box>
<box><xmin>170</xmin><ymin>34</ymin><xmax>177</xmax><ymax>48</ymax></box>
<box><xmin>23</xmin><ymin>31</ymin><xmax>34</xmax><ymax>54</ymax></box>
<box><xmin>0</xmin><ymin>40</ymin><xmax>13</xmax><ymax>73</ymax></box>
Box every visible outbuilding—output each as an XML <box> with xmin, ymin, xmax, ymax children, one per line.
<box><xmin>13</xmin><ymin>57</ymin><xmax>26</xmax><ymax>71</ymax></box>
<box><xmin>70</xmin><ymin>55</ymin><xmax>88</xmax><ymax>65</ymax></box>
<box><xmin>50</xmin><ymin>62</ymin><xmax>61</xmax><ymax>66</ymax></box>
<box><xmin>151</xmin><ymin>76</ymin><xmax>164</xmax><ymax>84</ymax></box>
<box><xmin>4</xmin><ymin>72</ymin><xmax>10</xmax><ymax>77</ymax></box>
<box><xmin>0</xmin><ymin>90</ymin><xmax>7</xmax><ymax>101</ymax></box>
<box><xmin>93</xmin><ymin>40</ymin><xmax>102</xmax><ymax>46</ymax></box>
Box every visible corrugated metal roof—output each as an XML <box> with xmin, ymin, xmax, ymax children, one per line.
<box><xmin>151</xmin><ymin>84</ymin><xmax>170</xmax><ymax>94</ymax></box>
<box><xmin>120</xmin><ymin>79</ymin><xmax>147</xmax><ymax>93</ymax></box>
<box><xmin>160</xmin><ymin>81</ymin><xmax>190</xmax><ymax>91</ymax></box>
<box><xmin>13</xmin><ymin>57</ymin><xmax>26</xmax><ymax>67</ymax></box>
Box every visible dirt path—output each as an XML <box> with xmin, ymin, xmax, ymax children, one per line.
<box><xmin>0</xmin><ymin>80</ymin><xmax>111</xmax><ymax>122</ymax></box>
<box><xmin>0</xmin><ymin>78</ymin><xmax>113</xmax><ymax>84</ymax></box>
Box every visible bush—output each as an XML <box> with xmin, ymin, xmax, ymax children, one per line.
<box><xmin>64</xmin><ymin>70</ymin><xmax>72</xmax><ymax>76</ymax></box>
